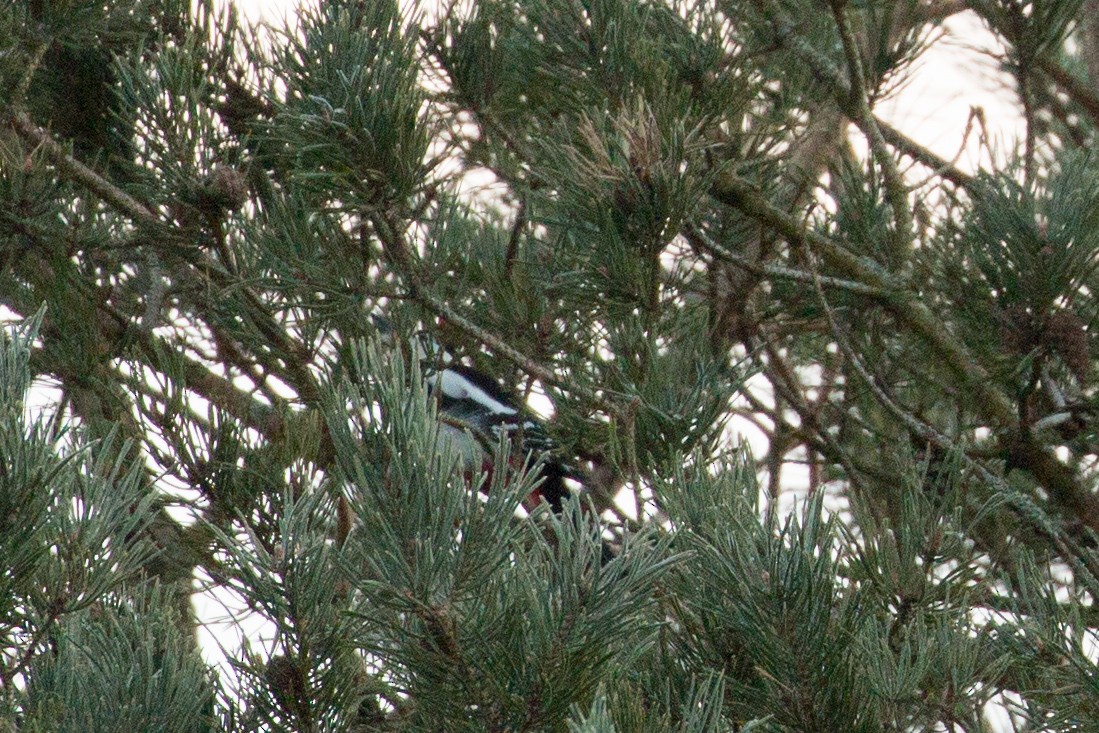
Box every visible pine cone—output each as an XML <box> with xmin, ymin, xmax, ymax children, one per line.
<box><xmin>265</xmin><ymin>654</ymin><xmax>311</xmax><ymax>724</ymax></box>
<box><xmin>197</xmin><ymin>165</ymin><xmax>249</xmax><ymax>215</ymax></box>
<box><xmin>996</xmin><ymin>304</ymin><xmax>1038</xmax><ymax>355</ymax></box>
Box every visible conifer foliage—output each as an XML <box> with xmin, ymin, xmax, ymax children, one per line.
<box><xmin>4</xmin><ymin>0</ymin><xmax>1099</xmax><ymax>729</ymax></box>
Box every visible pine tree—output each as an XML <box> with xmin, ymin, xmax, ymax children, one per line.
<box><xmin>4</xmin><ymin>0</ymin><xmax>1099</xmax><ymax>729</ymax></box>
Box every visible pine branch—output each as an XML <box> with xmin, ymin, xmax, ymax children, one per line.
<box><xmin>876</xmin><ymin>120</ymin><xmax>974</xmax><ymax>188</ymax></box>
<box><xmin>1036</xmin><ymin>54</ymin><xmax>1099</xmax><ymax>130</ymax></box>
<box><xmin>7</xmin><ymin>111</ymin><xmax>323</xmax><ymax>407</ymax></box>
<box><xmin>371</xmin><ymin>211</ymin><xmax>625</xmax><ymax>420</ymax></box>
<box><xmin>8</xmin><ymin>110</ymin><xmax>161</xmax><ymax>226</ymax></box>
<box><xmin>710</xmin><ymin>168</ymin><xmax>1099</xmax><ymax>539</ymax></box>
<box><xmin>686</xmin><ymin>224</ymin><xmax>886</xmax><ymax>297</ymax></box>
<box><xmin>805</xmin><ymin>239</ymin><xmax>1099</xmax><ymax>575</ymax></box>
<box><xmin>744</xmin><ymin>0</ymin><xmax>975</xmax><ymax>190</ymax></box>
<box><xmin>828</xmin><ymin>0</ymin><xmax>914</xmax><ymax>265</ymax></box>
<box><xmin>710</xmin><ymin>170</ymin><xmax>1016</xmax><ymax>423</ymax></box>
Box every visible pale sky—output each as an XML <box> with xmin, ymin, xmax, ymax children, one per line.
<box><xmin>877</xmin><ymin>11</ymin><xmax>1024</xmax><ymax>171</ymax></box>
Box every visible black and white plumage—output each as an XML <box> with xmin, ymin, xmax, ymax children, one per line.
<box><xmin>426</xmin><ymin>362</ymin><xmax>572</xmax><ymax>512</ymax></box>
<box><xmin>371</xmin><ymin>315</ymin><xmax>576</xmax><ymax>510</ymax></box>
<box><xmin>372</xmin><ymin>316</ymin><xmax>614</xmax><ymax>562</ymax></box>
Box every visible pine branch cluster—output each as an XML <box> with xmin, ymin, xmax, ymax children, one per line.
<box><xmin>4</xmin><ymin>0</ymin><xmax>1099</xmax><ymax>730</ymax></box>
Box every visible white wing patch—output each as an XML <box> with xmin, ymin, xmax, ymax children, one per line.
<box><xmin>436</xmin><ymin>369</ymin><xmax>519</xmax><ymax>416</ymax></box>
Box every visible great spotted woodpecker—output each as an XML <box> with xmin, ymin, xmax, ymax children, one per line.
<box><xmin>428</xmin><ymin>357</ymin><xmax>618</xmax><ymax>565</ymax></box>
<box><xmin>426</xmin><ymin>362</ymin><xmax>573</xmax><ymax>512</ymax></box>
<box><xmin>374</xmin><ymin>316</ymin><xmax>575</xmax><ymax>512</ymax></box>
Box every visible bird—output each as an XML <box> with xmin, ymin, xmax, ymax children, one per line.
<box><xmin>372</xmin><ymin>317</ymin><xmax>616</xmax><ymax>564</ymax></box>
<box><xmin>424</xmin><ymin>358</ymin><xmax>617</xmax><ymax>565</ymax></box>
<box><xmin>372</xmin><ymin>316</ymin><xmax>575</xmax><ymax>513</ymax></box>
<box><xmin>425</xmin><ymin>360</ymin><xmax>573</xmax><ymax>513</ymax></box>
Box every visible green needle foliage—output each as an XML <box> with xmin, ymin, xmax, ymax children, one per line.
<box><xmin>5</xmin><ymin>0</ymin><xmax>1099</xmax><ymax>729</ymax></box>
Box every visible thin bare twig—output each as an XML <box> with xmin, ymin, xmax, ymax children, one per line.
<box><xmin>829</xmin><ymin>0</ymin><xmax>914</xmax><ymax>265</ymax></box>
<box><xmin>13</xmin><ymin>41</ymin><xmax>50</xmax><ymax>106</ymax></box>
<box><xmin>803</xmin><ymin>242</ymin><xmax>1099</xmax><ymax>583</ymax></box>
<box><xmin>686</xmin><ymin>224</ymin><xmax>886</xmax><ymax>297</ymax></box>
<box><xmin>371</xmin><ymin>212</ymin><xmax>624</xmax><ymax>420</ymax></box>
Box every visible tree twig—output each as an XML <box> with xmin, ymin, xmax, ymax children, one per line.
<box><xmin>371</xmin><ymin>212</ymin><xmax>624</xmax><ymax>420</ymax></box>
<box><xmin>686</xmin><ymin>224</ymin><xmax>886</xmax><ymax>297</ymax></box>
<box><xmin>803</xmin><ymin>241</ymin><xmax>1099</xmax><ymax>582</ymax></box>
<box><xmin>829</xmin><ymin>0</ymin><xmax>914</xmax><ymax>265</ymax></box>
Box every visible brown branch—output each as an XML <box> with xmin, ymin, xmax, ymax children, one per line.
<box><xmin>503</xmin><ymin>196</ymin><xmax>526</xmax><ymax>281</ymax></box>
<box><xmin>8</xmin><ymin>111</ymin><xmax>322</xmax><ymax>407</ymax></box>
<box><xmin>710</xmin><ymin>170</ymin><xmax>1017</xmax><ymax>427</ymax></box>
<box><xmin>8</xmin><ymin>111</ymin><xmax>162</xmax><ymax>226</ymax></box>
<box><xmin>1035</xmin><ymin>55</ymin><xmax>1099</xmax><ymax>131</ymax></box>
<box><xmin>752</xmin><ymin>330</ymin><xmax>871</xmax><ymax>488</ymax></box>
<box><xmin>876</xmin><ymin>120</ymin><xmax>974</xmax><ymax>189</ymax></box>
<box><xmin>371</xmin><ymin>212</ymin><xmax>623</xmax><ymax>419</ymax></box>
<box><xmin>686</xmin><ymin>224</ymin><xmax>885</xmax><ymax>297</ymax></box>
